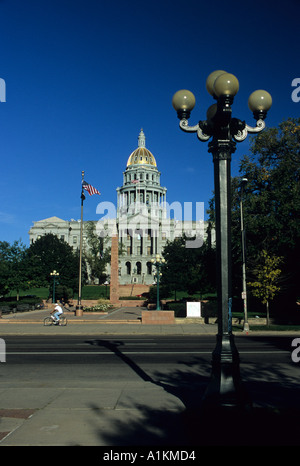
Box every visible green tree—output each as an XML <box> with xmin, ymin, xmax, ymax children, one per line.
<box><xmin>207</xmin><ymin>118</ymin><xmax>300</xmax><ymax>316</ymax></box>
<box><xmin>27</xmin><ymin>234</ymin><xmax>80</xmax><ymax>295</ymax></box>
<box><xmin>160</xmin><ymin>237</ymin><xmax>188</xmax><ymax>299</ymax></box>
<box><xmin>84</xmin><ymin>221</ymin><xmax>110</xmax><ymax>284</ymax></box>
<box><xmin>161</xmin><ymin>235</ymin><xmax>216</xmax><ymax>299</ymax></box>
<box><xmin>0</xmin><ymin>240</ymin><xmax>29</xmax><ymax>298</ymax></box>
<box><xmin>248</xmin><ymin>250</ymin><xmax>283</xmax><ymax>326</ymax></box>
<box><xmin>238</xmin><ymin>118</ymin><xmax>300</xmax><ymax>305</ymax></box>
<box><xmin>83</xmin><ymin>221</ymin><xmax>125</xmax><ymax>285</ymax></box>
<box><xmin>0</xmin><ymin>242</ymin><xmax>12</xmax><ymax>296</ymax></box>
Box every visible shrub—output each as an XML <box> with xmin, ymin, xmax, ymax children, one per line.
<box><xmin>166</xmin><ymin>302</ymin><xmax>186</xmax><ymax>317</ymax></box>
<box><xmin>119</xmin><ymin>296</ymin><xmax>145</xmax><ymax>300</ymax></box>
<box><xmin>0</xmin><ymin>295</ymin><xmax>43</xmax><ymax>311</ymax></box>
<box><xmin>201</xmin><ymin>299</ymin><xmax>218</xmax><ymax>318</ymax></box>
<box><xmin>55</xmin><ymin>285</ymin><xmax>73</xmax><ymax>302</ymax></box>
<box><xmin>148</xmin><ymin>285</ymin><xmax>171</xmax><ymax>303</ymax></box>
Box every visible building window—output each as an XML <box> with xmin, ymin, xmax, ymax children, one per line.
<box><xmin>136</xmin><ymin>262</ymin><xmax>141</xmax><ymax>275</ymax></box>
<box><xmin>126</xmin><ymin>262</ymin><xmax>131</xmax><ymax>275</ymax></box>
<box><xmin>147</xmin><ymin>262</ymin><xmax>152</xmax><ymax>275</ymax></box>
<box><xmin>73</xmin><ymin>236</ymin><xmax>77</xmax><ymax>244</ymax></box>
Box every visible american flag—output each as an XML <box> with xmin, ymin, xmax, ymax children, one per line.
<box><xmin>131</xmin><ymin>179</ymin><xmax>140</xmax><ymax>184</ymax></box>
<box><xmin>82</xmin><ymin>181</ymin><xmax>101</xmax><ymax>196</ymax></box>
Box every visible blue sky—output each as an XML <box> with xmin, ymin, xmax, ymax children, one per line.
<box><xmin>0</xmin><ymin>0</ymin><xmax>299</xmax><ymax>246</ymax></box>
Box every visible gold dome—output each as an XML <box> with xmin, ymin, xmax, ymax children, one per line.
<box><xmin>126</xmin><ymin>129</ymin><xmax>157</xmax><ymax>167</ymax></box>
<box><xmin>126</xmin><ymin>147</ymin><xmax>157</xmax><ymax>167</ymax></box>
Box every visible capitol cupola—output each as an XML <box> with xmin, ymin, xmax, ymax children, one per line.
<box><xmin>117</xmin><ymin>129</ymin><xmax>167</xmax><ymax>218</ymax></box>
<box><xmin>126</xmin><ymin>129</ymin><xmax>157</xmax><ymax>167</ymax></box>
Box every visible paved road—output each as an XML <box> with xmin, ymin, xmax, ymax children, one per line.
<box><xmin>1</xmin><ymin>333</ymin><xmax>300</xmax><ymax>446</ymax></box>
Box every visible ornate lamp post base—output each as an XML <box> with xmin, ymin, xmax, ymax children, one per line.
<box><xmin>75</xmin><ymin>304</ymin><xmax>83</xmax><ymax>316</ymax></box>
<box><xmin>202</xmin><ymin>333</ymin><xmax>251</xmax><ymax>411</ymax></box>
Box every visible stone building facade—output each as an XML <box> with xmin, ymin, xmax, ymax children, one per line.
<box><xmin>28</xmin><ymin>130</ymin><xmax>214</xmax><ymax>285</ymax></box>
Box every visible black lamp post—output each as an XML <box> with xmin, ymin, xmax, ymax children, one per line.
<box><xmin>50</xmin><ymin>270</ymin><xmax>59</xmax><ymax>304</ymax></box>
<box><xmin>151</xmin><ymin>254</ymin><xmax>165</xmax><ymax>310</ymax></box>
<box><xmin>172</xmin><ymin>70</ymin><xmax>272</xmax><ymax>410</ymax></box>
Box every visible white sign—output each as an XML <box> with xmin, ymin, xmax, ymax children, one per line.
<box><xmin>186</xmin><ymin>302</ymin><xmax>201</xmax><ymax>318</ymax></box>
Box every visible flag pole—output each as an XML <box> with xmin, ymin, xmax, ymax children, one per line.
<box><xmin>76</xmin><ymin>170</ymin><xmax>85</xmax><ymax>316</ymax></box>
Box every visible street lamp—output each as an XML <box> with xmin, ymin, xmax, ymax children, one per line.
<box><xmin>50</xmin><ymin>270</ymin><xmax>59</xmax><ymax>303</ymax></box>
<box><xmin>240</xmin><ymin>177</ymin><xmax>249</xmax><ymax>334</ymax></box>
<box><xmin>172</xmin><ymin>71</ymin><xmax>272</xmax><ymax>410</ymax></box>
<box><xmin>151</xmin><ymin>254</ymin><xmax>165</xmax><ymax>310</ymax></box>
<box><xmin>104</xmin><ymin>280</ymin><xmax>109</xmax><ymax>298</ymax></box>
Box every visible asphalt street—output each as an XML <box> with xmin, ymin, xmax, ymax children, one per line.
<box><xmin>1</xmin><ymin>308</ymin><xmax>300</xmax><ymax>446</ymax></box>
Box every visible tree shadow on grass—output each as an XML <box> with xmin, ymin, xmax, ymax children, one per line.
<box><xmin>85</xmin><ymin>339</ymin><xmax>300</xmax><ymax>446</ymax></box>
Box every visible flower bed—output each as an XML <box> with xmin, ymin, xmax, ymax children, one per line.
<box><xmin>83</xmin><ymin>303</ymin><xmax>114</xmax><ymax>312</ymax></box>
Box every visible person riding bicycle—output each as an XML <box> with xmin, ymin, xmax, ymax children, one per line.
<box><xmin>51</xmin><ymin>302</ymin><xmax>63</xmax><ymax>324</ymax></box>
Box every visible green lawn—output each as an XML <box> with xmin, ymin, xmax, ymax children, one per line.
<box><xmin>6</xmin><ymin>285</ymin><xmax>109</xmax><ymax>301</ymax></box>
<box><xmin>7</xmin><ymin>287</ymin><xmax>49</xmax><ymax>299</ymax></box>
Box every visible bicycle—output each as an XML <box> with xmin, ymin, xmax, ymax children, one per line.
<box><xmin>44</xmin><ymin>314</ymin><xmax>67</xmax><ymax>326</ymax></box>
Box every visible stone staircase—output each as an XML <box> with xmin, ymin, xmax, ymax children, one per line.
<box><xmin>118</xmin><ymin>284</ymin><xmax>150</xmax><ymax>298</ymax></box>
<box><xmin>116</xmin><ymin>284</ymin><xmax>150</xmax><ymax>308</ymax></box>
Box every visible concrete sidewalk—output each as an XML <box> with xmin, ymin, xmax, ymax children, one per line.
<box><xmin>0</xmin><ymin>307</ymin><xmax>219</xmax><ymax>335</ymax></box>
<box><xmin>1</xmin><ymin>381</ymin><xmax>299</xmax><ymax>446</ymax></box>
<box><xmin>0</xmin><ymin>382</ymin><xmax>190</xmax><ymax>446</ymax></box>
